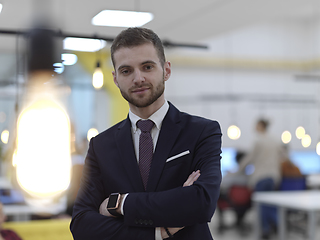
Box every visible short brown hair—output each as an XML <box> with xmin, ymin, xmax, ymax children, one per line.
<box><xmin>111</xmin><ymin>27</ymin><xmax>166</xmax><ymax>68</ymax></box>
<box><xmin>257</xmin><ymin>119</ymin><xmax>269</xmax><ymax>130</ymax></box>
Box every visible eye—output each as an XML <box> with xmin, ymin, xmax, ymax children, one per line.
<box><xmin>143</xmin><ymin>64</ymin><xmax>154</xmax><ymax>71</ymax></box>
<box><xmin>120</xmin><ymin>69</ymin><xmax>131</xmax><ymax>75</ymax></box>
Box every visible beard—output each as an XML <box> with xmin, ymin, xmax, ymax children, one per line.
<box><xmin>119</xmin><ymin>77</ymin><xmax>165</xmax><ymax>108</ymax></box>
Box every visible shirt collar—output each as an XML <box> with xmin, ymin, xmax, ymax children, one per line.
<box><xmin>129</xmin><ymin>100</ymin><xmax>169</xmax><ymax>133</ymax></box>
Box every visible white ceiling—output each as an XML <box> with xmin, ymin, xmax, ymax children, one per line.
<box><xmin>0</xmin><ymin>0</ymin><xmax>319</xmax><ymax>86</ymax></box>
<box><xmin>0</xmin><ymin>0</ymin><xmax>320</xmax><ymax>53</ymax></box>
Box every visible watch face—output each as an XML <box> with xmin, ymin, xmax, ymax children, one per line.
<box><xmin>107</xmin><ymin>193</ymin><xmax>120</xmax><ymax>210</ymax></box>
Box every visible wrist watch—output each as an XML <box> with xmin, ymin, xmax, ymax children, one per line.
<box><xmin>107</xmin><ymin>193</ymin><xmax>122</xmax><ymax>217</ymax></box>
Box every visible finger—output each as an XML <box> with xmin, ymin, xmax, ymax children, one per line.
<box><xmin>183</xmin><ymin>170</ymin><xmax>201</xmax><ymax>187</ymax></box>
<box><xmin>189</xmin><ymin>170</ymin><xmax>200</xmax><ymax>184</ymax></box>
<box><xmin>183</xmin><ymin>171</ymin><xmax>196</xmax><ymax>187</ymax></box>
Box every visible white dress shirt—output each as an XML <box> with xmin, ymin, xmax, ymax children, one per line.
<box><xmin>123</xmin><ymin>100</ymin><xmax>169</xmax><ymax>240</ymax></box>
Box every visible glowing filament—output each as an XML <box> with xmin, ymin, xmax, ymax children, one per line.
<box><xmin>15</xmin><ymin>99</ymin><xmax>71</xmax><ymax>198</ymax></box>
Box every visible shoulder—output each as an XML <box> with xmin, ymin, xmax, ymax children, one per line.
<box><xmin>168</xmin><ymin>102</ymin><xmax>221</xmax><ymax>132</ymax></box>
<box><xmin>90</xmin><ymin>118</ymin><xmax>128</xmax><ymax>143</ymax></box>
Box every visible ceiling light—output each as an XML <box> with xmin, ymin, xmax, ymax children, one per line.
<box><xmin>63</xmin><ymin>38</ymin><xmax>106</xmax><ymax>52</ymax></box>
<box><xmin>281</xmin><ymin>130</ymin><xmax>292</xmax><ymax>144</ymax></box>
<box><xmin>92</xmin><ymin>61</ymin><xmax>104</xmax><ymax>89</ymax></box>
<box><xmin>92</xmin><ymin>10</ymin><xmax>154</xmax><ymax>27</ymax></box>
<box><xmin>62</xmin><ymin>53</ymin><xmax>78</xmax><ymax>65</ymax></box>
<box><xmin>15</xmin><ymin>99</ymin><xmax>71</xmax><ymax>199</ymax></box>
<box><xmin>295</xmin><ymin>126</ymin><xmax>305</xmax><ymax>139</ymax></box>
<box><xmin>1</xmin><ymin>130</ymin><xmax>9</xmax><ymax>144</ymax></box>
<box><xmin>316</xmin><ymin>142</ymin><xmax>320</xmax><ymax>156</ymax></box>
<box><xmin>301</xmin><ymin>134</ymin><xmax>311</xmax><ymax>148</ymax></box>
<box><xmin>227</xmin><ymin>125</ymin><xmax>241</xmax><ymax>140</ymax></box>
<box><xmin>53</xmin><ymin>63</ymin><xmax>64</xmax><ymax>74</ymax></box>
<box><xmin>87</xmin><ymin>128</ymin><xmax>99</xmax><ymax>141</ymax></box>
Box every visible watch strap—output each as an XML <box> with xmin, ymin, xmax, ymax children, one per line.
<box><xmin>107</xmin><ymin>208</ymin><xmax>122</xmax><ymax>217</ymax></box>
<box><xmin>164</xmin><ymin>227</ymin><xmax>174</xmax><ymax>238</ymax></box>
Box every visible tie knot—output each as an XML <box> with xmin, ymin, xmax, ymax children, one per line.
<box><xmin>137</xmin><ymin>119</ymin><xmax>154</xmax><ymax>133</ymax></box>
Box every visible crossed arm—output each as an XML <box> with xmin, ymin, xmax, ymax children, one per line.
<box><xmin>99</xmin><ymin>170</ymin><xmax>201</xmax><ymax>239</ymax></box>
<box><xmin>70</xmin><ymin>120</ymin><xmax>222</xmax><ymax>240</ymax></box>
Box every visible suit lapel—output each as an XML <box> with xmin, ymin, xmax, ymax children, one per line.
<box><xmin>115</xmin><ymin>117</ymin><xmax>145</xmax><ymax>192</ymax></box>
<box><xmin>147</xmin><ymin>103</ymin><xmax>182</xmax><ymax>191</ymax></box>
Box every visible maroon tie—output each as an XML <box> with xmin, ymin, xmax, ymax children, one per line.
<box><xmin>137</xmin><ymin>119</ymin><xmax>154</xmax><ymax>190</ymax></box>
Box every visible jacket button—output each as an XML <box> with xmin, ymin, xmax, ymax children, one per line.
<box><xmin>134</xmin><ymin>219</ymin><xmax>139</xmax><ymax>224</ymax></box>
<box><xmin>139</xmin><ymin>219</ymin><xmax>143</xmax><ymax>225</ymax></box>
<box><xmin>148</xmin><ymin>220</ymin><xmax>153</xmax><ymax>225</ymax></box>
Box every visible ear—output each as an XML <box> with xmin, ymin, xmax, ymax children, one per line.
<box><xmin>163</xmin><ymin>61</ymin><xmax>171</xmax><ymax>82</ymax></box>
<box><xmin>112</xmin><ymin>71</ymin><xmax>119</xmax><ymax>88</ymax></box>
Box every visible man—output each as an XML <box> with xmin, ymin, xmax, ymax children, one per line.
<box><xmin>237</xmin><ymin>119</ymin><xmax>287</xmax><ymax>239</ymax></box>
<box><xmin>70</xmin><ymin>27</ymin><xmax>222</xmax><ymax>240</ymax></box>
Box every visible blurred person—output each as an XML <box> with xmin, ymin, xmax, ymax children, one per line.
<box><xmin>0</xmin><ymin>203</ymin><xmax>22</xmax><ymax>240</ymax></box>
<box><xmin>70</xmin><ymin>27</ymin><xmax>222</xmax><ymax>240</ymax></box>
<box><xmin>217</xmin><ymin>151</ymin><xmax>252</xmax><ymax>235</ymax></box>
<box><xmin>237</xmin><ymin>119</ymin><xmax>287</xmax><ymax>239</ymax></box>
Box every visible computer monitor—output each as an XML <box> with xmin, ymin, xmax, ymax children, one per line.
<box><xmin>221</xmin><ymin>148</ymin><xmax>239</xmax><ymax>176</ymax></box>
<box><xmin>289</xmin><ymin>150</ymin><xmax>320</xmax><ymax>175</ymax></box>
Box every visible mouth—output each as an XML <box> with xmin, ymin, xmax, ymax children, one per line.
<box><xmin>131</xmin><ymin>87</ymin><xmax>150</xmax><ymax>94</ymax></box>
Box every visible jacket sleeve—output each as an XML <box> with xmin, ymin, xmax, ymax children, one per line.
<box><xmin>123</xmin><ymin>120</ymin><xmax>222</xmax><ymax>228</ymax></box>
<box><xmin>70</xmin><ymin>139</ymin><xmax>156</xmax><ymax>240</ymax></box>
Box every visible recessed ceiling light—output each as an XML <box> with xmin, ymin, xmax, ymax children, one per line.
<box><xmin>92</xmin><ymin>10</ymin><xmax>153</xmax><ymax>27</ymax></box>
<box><xmin>62</xmin><ymin>53</ymin><xmax>78</xmax><ymax>66</ymax></box>
<box><xmin>63</xmin><ymin>38</ymin><xmax>106</xmax><ymax>52</ymax></box>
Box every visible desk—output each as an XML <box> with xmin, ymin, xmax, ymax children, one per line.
<box><xmin>252</xmin><ymin>190</ymin><xmax>320</xmax><ymax>240</ymax></box>
<box><xmin>307</xmin><ymin>174</ymin><xmax>320</xmax><ymax>189</ymax></box>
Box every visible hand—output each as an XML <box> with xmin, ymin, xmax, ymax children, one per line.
<box><xmin>183</xmin><ymin>170</ymin><xmax>200</xmax><ymax>187</ymax></box>
<box><xmin>99</xmin><ymin>197</ymin><xmax>113</xmax><ymax>217</ymax></box>
<box><xmin>161</xmin><ymin>170</ymin><xmax>201</xmax><ymax>238</ymax></box>
<box><xmin>161</xmin><ymin>227</ymin><xmax>184</xmax><ymax>239</ymax></box>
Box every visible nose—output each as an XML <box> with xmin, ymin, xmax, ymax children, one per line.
<box><xmin>133</xmin><ymin>69</ymin><xmax>145</xmax><ymax>84</ymax></box>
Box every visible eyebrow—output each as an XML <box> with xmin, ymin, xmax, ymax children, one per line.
<box><xmin>117</xmin><ymin>65</ymin><xmax>131</xmax><ymax>71</ymax></box>
<box><xmin>117</xmin><ymin>60</ymin><xmax>157</xmax><ymax>71</ymax></box>
<box><xmin>141</xmin><ymin>60</ymin><xmax>157</xmax><ymax>65</ymax></box>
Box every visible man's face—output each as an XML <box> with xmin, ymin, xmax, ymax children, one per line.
<box><xmin>112</xmin><ymin>43</ymin><xmax>171</xmax><ymax>109</ymax></box>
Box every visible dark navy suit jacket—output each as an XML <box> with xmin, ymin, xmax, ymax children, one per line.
<box><xmin>70</xmin><ymin>103</ymin><xmax>222</xmax><ymax>240</ymax></box>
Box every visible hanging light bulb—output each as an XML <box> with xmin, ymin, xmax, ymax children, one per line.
<box><xmin>227</xmin><ymin>125</ymin><xmax>241</xmax><ymax>140</ymax></box>
<box><xmin>316</xmin><ymin>142</ymin><xmax>320</xmax><ymax>156</ymax></box>
<box><xmin>87</xmin><ymin>128</ymin><xmax>99</xmax><ymax>141</ymax></box>
<box><xmin>15</xmin><ymin>28</ymin><xmax>72</xmax><ymax>206</ymax></box>
<box><xmin>16</xmin><ymin>99</ymin><xmax>71</xmax><ymax>199</ymax></box>
<box><xmin>301</xmin><ymin>134</ymin><xmax>311</xmax><ymax>148</ymax></box>
<box><xmin>295</xmin><ymin>126</ymin><xmax>305</xmax><ymax>139</ymax></box>
<box><xmin>92</xmin><ymin>61</ymin><xmax>104</xmax><ymax>89</ymax></box>
<box><xmin>281</xmin><ymin>130</ymin><xmax>292</xmax><ymax>144</ymax></box>
<box><xmin>1</xmin><ymin>130</ymin><xmax>9</xmax><ymax>144</ymax></box>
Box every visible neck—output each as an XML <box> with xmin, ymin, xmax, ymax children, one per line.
<box><xmin>130</xmin><ymin>97</ymin><xmax>165</xmax><ymax>119</ymax></box>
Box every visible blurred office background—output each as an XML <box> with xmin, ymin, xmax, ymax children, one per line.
<box><xmin>0</xmin><ymin>0</ymin><xmax>320</xmax><ymax>239</ymax></box>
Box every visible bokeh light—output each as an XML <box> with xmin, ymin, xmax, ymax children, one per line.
<box><xmin>227</xmin><ymin>125</ymin><xmax>241</xmax><ymax>140</ymax></box>
<box><xmin>281</xmin><ymin>130</ymin><xmax>292</xmax><ymax>144</ymax></box>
